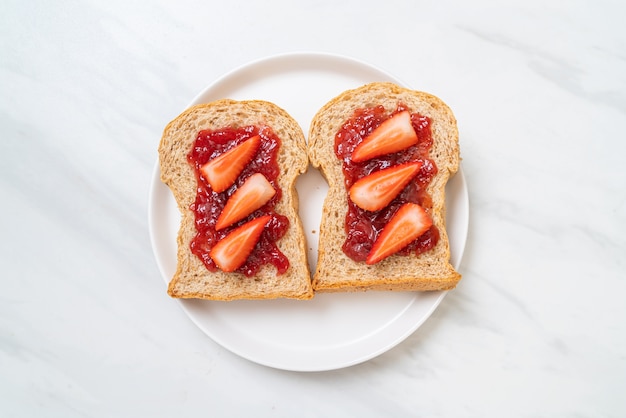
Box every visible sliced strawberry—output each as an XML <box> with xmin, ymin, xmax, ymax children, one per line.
<box><xmin>215</xmin><ymin>173</ymin><xmax>276</xmax><ymax>230</ymax></box>
<box><xmin>351</xmin><ymin>111</ymin><xmax>418</xmax><ymax>163</ymax></box>
<box><xmin>349</xmin><ymin>162</ymin><xmax>422</xmax><ymax>211</ymax></box>
<box><xmin>199</xmin><ymin>135</ymin><xmax>261</xmax><ymax>193</ymax></box>
<box><xmin>210</xmin><ymin>215</ymin><xmax>271</xmax><ymax>272</ymax></box>
<box><xmin>366</xmin><ymin>203</ymin><xmax>432</xmax><ymax>265</ymax></box>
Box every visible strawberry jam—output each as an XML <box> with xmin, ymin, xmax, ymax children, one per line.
<box><xmin>188</xmin><ymin>125</ymin><xmax>289</xmax><ymax>276</ymax></box>
<box><xmin>335</xmin><ymin>103</ymin><xmax>439</xmax><ymax>262</ymax></box>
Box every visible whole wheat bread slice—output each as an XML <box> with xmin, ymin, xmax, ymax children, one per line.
<box><xmin>308</xmin><ymin>82</ymin><xmax>461</xmax><ymax>292</ymax></box>
<box><xmin>159</xmin><ymin>100</ymin><xmax>313</xmax><ymax>301</ymax></box>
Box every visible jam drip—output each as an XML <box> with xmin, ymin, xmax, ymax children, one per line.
<box><xmin>188</xmin><ymin>125</ymin><xmax>289</xmax><ymax>276</ymax></box>
<box><xmin>335</xmin><ymin>103</ymin><xmax>440</xmax><ymax>262</ymax></box>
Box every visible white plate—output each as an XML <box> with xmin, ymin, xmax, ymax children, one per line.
<box><xmin>149</xmin><ymin>52</ymin><xmax>469</xmax><ymax>372</ymax></box>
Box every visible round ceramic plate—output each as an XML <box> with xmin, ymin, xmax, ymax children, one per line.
<box><xmin>149</xmin><ymin>52</ymin><xmax>468</xmax><ymax>372</ymax></box>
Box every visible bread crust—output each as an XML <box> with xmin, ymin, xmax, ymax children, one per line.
<box><xmin>159</xmin><ymin>100</ymin><xmax>313</xmax><ymax>301</ymax></box>
<box><xmin>308</xmin><ymin>82</ymin><xmax>461</xmax><ymax>292</ymax></box>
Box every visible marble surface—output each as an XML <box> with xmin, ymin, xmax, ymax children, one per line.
<box><xmin>2</xmin><ymin>0</ymin><xmax>625</xmax><ymax>416</ymax></box>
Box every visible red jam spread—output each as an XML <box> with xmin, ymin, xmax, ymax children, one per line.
<box><xmin>187</xmin><ymin>125</ymin><xmax>289</xmax><ymax>276</ymax></box>
<box><xmin>335</xmin><ymin>103</ymin><xmax>440</xmax><ymax>262</ymax></box>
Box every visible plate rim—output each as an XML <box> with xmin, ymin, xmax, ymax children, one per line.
<box><xmin>187</xmin><ymin>51</ymin><xmax>411</xmax><ymax>107</ymax></box>
<box><xmin>148</xmin><ymin>51</ymin><xmax>468</xmax><ymax>372</ymax></box>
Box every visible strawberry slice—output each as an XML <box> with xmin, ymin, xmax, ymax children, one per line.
<box><xmin>210</xmin><ymin>215</ymin><xmax>271</xmax><ymax>272</ymax></box>
<box><xmin>366</xmin><ymin>203</ymin><xmax>432</xmax><ymax>265</ymax></box>
<box><xmin>215</xmin><ymin>173</ymin><xmax>276</xmax><ymax>230</ymax></box>
<box><xmin>349</xmin><ymin>162</ymin><xmax>422</xmax><ymax>211</ymax></box>
<box><xmin>351</xmin><ymin>111</ymin><xmax>418</xmax><ymax>163</ymax></box>
<box><xmin>200</xmin><ymin>135</ymin><xmax>261</xmax><ymax>193</ymax></box>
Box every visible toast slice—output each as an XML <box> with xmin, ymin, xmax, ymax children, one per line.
<box><xmin>159</xmin><ymin>100</ymin><xmax>313</xmax><ymax>301</ymax></box>
<box><xmin>308</xmin><ymin>82</ymin><xmax>461</xmax><ymax>292</ymax></box>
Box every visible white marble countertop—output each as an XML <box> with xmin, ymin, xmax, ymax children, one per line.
<box><xmin>2</xmin><ymin>1</ymin><xmax>625</xmax><ymax>416</ymax></box>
